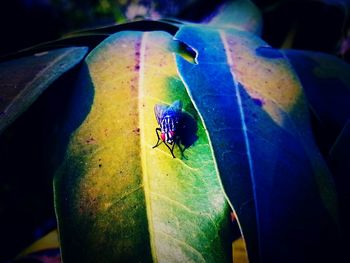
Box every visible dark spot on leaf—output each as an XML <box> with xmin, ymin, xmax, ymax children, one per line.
<box><xmin>252</xmin><ymin>98</ymin><xmax>264</xmax><ymax>107</ymax></box>
<box><xmin>86</xmin><ymin>137</ymin><xmax>95</xmax><ymax>144</ymax></box>
<box><xmin>133</xmin><ymin>39</ymin><xmax>141</xmax><ymax>72</ymax></box>
<box><xmin>256</xmin><ymin>46</ymin><xmax>284</xmax><ymax>59</ymax></box>
<box><xmin>99</xmin><ymin>164</ymin><xmax>102</xmax><ymax>168</ymax></box>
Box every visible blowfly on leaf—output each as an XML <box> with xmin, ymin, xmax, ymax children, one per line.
<box><xmin>153</xmin><ymin>100</ymin><xmax>184</xmax><ymax>158</ymax></box>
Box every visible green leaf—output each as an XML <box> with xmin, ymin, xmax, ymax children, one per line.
<box><xmin>175</xmin><ymin>25</ymin><xmax>341</xmax><ymax>262</ymax></box>
<box><xmin>54</xmin><ymin>30</ymin><xmax>232</xmax><ymax>262</ymax></box>
<box><xmin>0</xmin><ymin>47</ymin><xmax>88</xmax><ymax>134</ymax></box>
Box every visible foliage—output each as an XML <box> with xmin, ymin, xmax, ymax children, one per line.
<box><xmin>0</xmin><ymin>0</ymin><xmax>349</xmax><ymax>262</ymax></box>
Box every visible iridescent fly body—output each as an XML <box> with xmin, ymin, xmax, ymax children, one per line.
<box><xmin>153</xmin><ymin>100</ymin><xmax>183</xmax><ymax>158</ymax></box>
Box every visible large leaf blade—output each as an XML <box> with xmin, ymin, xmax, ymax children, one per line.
<box><xmin>54</xmin><ymin>30</ymin><xmax>232</xmax><ymax>262</ymax></box>
<box><xmin>0</xmin><ymin>47</ymin><xmax>88</xmax><ymax>134</ymax></box>
<box><xmin>175</xmin><ymin>25</ymin><xmax>340</xmax><ymax>262</ymax></box>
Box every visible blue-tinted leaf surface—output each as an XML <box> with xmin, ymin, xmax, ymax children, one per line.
<box><xmin>175</xmin><ymin>25</ymin><xmax>341</xmax><ymax>263</ymax></box>
<box><xmin>0</xmin><ymin>47</ymin><xmax>88</xmax><ymax>134</ymax></box>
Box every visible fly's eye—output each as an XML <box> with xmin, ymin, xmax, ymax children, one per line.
<box><xmin>161</xmin><ymin>133</ymin><xmax>166</xmax><ymax>141</ymax></box>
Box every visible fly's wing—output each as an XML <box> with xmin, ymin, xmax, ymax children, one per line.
<box><xmin>165</xmin><ymin>100</ymin><xmax>182</xmax><ymax>123</ymax></box>
<box><xmin>154</xmin><ymin>100</ymin><xmax>182</xmax><ymax>125</ymax></box>
<box><xmin>154</xmin><ymin>104</ymin><xmax>167</xmax><ymax>125</ymax></box>
<box><xmin>168</xmin><ymin>100</ymin><xmax>182</xmax><ymax>112</ymax></box>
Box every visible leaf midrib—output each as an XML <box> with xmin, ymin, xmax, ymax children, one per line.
<box><xmin>138</xmin><ymin>31</ymin><xmax>158</xmax><ymax>263</ymax></box>
<box><xmin>220</xmin><ymin>29</ymin><xmax>261</xmax><ymax>258</ymax></box>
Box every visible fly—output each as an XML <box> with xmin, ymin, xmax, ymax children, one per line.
<box><xmin>153</xmin><ymin>100</ymin><xmax>184</xmax><ymax>158</ymax></box>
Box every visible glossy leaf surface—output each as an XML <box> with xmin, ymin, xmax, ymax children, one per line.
<box><xmin>175</xmin><ymin>25</ymin><xmax>340</xmax><ymax>262</ymax></box>
<box><xmin>54</xmin><ymin>30</ymin><xmax>232</xmax><ymax>262</ymax></box>
<box><xmin>0</xmin><ymin>47</ymin><xmax>88</xmax><ymax>134</ymax></box>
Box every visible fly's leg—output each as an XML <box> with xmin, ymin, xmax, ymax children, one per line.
<box><xmin>163</xmin><ymin>141</ymin><xmax>176</xmax><ymax>158</ymax></box>
<box><xmin>176</xmin><ymin>137</ymin><xmax>187</xmax><ymax>159</ymax></box>
<box><xmin>153</xmin><ymin>128</ymin><xmax>176</xmax><ymax>158</ymax></box>
<box><xmin>152</xmin><ymin>128</ymin><xmax>162</xmax><ymax>148</ymax></box>
<box><xmin>171</xmin><ymin>141</ymin><xmax>176</xmax><ymax>158</ymax></box>
<box><xmin>152</xmin><ymin>129</ymin><xmax>180</xmax><ymax>159</ymax></box>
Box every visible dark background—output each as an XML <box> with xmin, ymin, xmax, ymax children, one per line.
<box><xmin>0</xmin><ymin>0</ymin><xmax>349</xmax><ymax>58</ymax></box>
<box><xmin>0</xmin><ymin>0</ymin><xmax>349</xmax><ymax>262</ymax></box>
